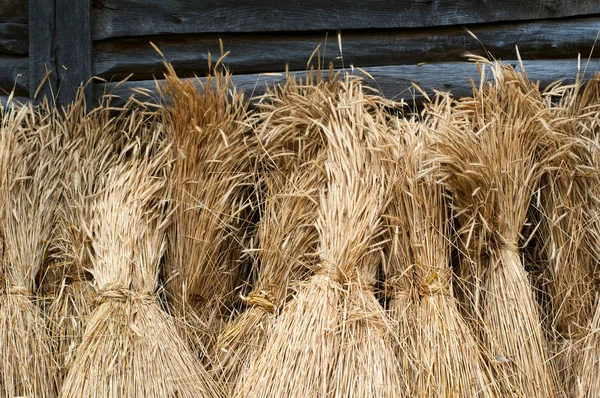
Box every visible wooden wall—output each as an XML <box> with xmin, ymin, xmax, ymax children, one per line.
<box><xmin>2</xmin><ymin>0</ymin><xmax>600</xmax><ymax>107</ymax></box>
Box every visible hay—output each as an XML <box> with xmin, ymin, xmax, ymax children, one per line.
<box><xmin>160</xmin><ymin>60</ymin><xmax>255</xmax><ymax>355</ymax></box>
<box><xmin>0</xmin><ymin>104</ymin><xmax>60</xmax><ymax>397</ymax></box>
<box><xmin>431</xmin><ymin>59</ymin><xmax>558</xmax><ymax>396</ymax></box>
<box><xmin>59</xmin><ymin>116</ymin><xmax>224</xmax><ymax>398</ymax></box>
<box><xmin>237</xmin><ymin>77</ymin><xmax>403</xmax><ymax>398</ymax></box>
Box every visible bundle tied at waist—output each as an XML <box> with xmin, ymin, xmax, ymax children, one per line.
<box><xmin>241</xmin><ymin>290</ymin><xmax>277</xmax><ymax>314</ymax></box>
<box><xmin>94</xmin><ymin>283</ymin><xmax>155</xmax><ymax>305</ymax></box>
<box><xmin>7</xmin><ymin>285</ymin><xmax>32</xmax><ymax>297</ymax></box>
<box><xmin>416</xmin><ymin>266</ymin><xmax>452</xmax><ymax>297</ymax></box>
<box><xmin>383</xmin><ymin>274</ymin><xmax>415</xmax><ymax>301</ymax></box>
<box><xmin>316</xmin><ymin>259</ymin><xmax>378</xmax><ymax>290</ymax></box>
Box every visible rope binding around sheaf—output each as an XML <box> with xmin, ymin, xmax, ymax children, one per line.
<box><xmin>240</xmin><ymin>290</ymin><xmax>277</xmax><ymax>314</ymax></box>
<box><xmin>93</xmin><ymin>283</ymin><xmax>155</xmax><ymax>305</ymax></box>
<box><xmin>7</xmin><ymin>284</ymin><xmax>33</xmax><ymax>297</ymax></box>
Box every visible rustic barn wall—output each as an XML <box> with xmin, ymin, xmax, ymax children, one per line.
<box><xmin>0</xmin><ymin>0</ymin><xmax>28</xmax><ymax>104</ymax></box>
<box><xmin>2</xmin><ymin>0</ymin><xmax>600</xmax><ymax>107</ymax></box>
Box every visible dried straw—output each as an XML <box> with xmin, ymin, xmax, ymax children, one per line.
<box><xmin>0</xmin><ymin>103</ymin><xmax>60</xmax><ymax>397</ymax></box>
<box><xmin>385</xmin><ymin>101</ymin><xmax>497</xmax><ymax>396</ymax></box>
<box><xmin>570</xmin><ymin>74</ymin><xmax>600</xmax><ymax>398</ymax></box>
<box><xmin>431</xmin><ymin>59</ymin><xmax>558</xmax><ymax>396</ymax></box>
<box><xmin>159</xmin><ymin>60</ymin><xmax>255</xmax><ymax>355</ymax></box>
<box><xmin>48</xmin><ymin>93</ymin><xmax>128</xmax><ymax>378</ymax></box>
<box><xmin>59</xmin><ymin>116</ymin><xmax>224</xmax><ymax>398</ymax></box>
<box><xmin>237</xmin><ymin>77</ymin><xmax>404</xmax><ymax>398</ymax></box>
<box><xmin>535</xmin><ymin>76</ymin><xmax>600</xmax><ymax>396</ymax></box>
<box><xmin>215</xmin><ymin>72</ymin><xmax>347</xmax><ymax>388</ymax></box>
<box><xmin>216</xmin><ymin>156</ymin><xmax>326</xmax><ymax>389</ymax></box>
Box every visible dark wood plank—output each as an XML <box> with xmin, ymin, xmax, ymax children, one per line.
<box><xmin>0</xmin><ymin>56</ymin><xmax>28</xmax><ymax>96</ymax></box>
<box><xmin>91</xmin><ymin>0</ymin><xmax>600</xmax><ymax>40</ymax></box>
<box><xmin>29</xmin><ymin>0</ymin><xmax>55</xmax><ymax>101</ymax></box>
<box><xmin>0</xmin><ymin>23</ymin><xmax>28</xmax><ymax>55</ymax></box>
<box><xmin>55</xmin><ymin>0</ymin><xmax>92</xmax><ymax>107</ymax></box>
<box><xmin>93</xmin><ymin>58</ymin><xmax>596</xmax><ymax>107</ymax></box>
<box><xmin>0</xmin><ymin>0</ymin><xmax>27</xmax><ymax>24</ymax></box>
<box><xmin>94</xmin><ymin>16</ymin><xmax>600</xmax><ymax>82</ymax></box>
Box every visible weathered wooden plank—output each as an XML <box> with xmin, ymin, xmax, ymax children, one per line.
<box><xmin>91</xmin><ymin>0</ymin><xmax>600</xmax><ymax>40</ymax></box>
<box><xmin>94</xmin><ymin>16</ymin><xmax>600</xmax><ymax>82</ymax></box>
<box><xmin>29</xmin><ymin>0</ymin><xmax>55</xmax><ymax>101</ymax></box>
<box><xmin>0</xmin><ymin>56</ymin><xmax>28</xmax><ymax>96</ymax></box>
<box><xmin>0</xmin><ymin>0</ymin><xmax>27</xmax><ymax>24</ymax></box>
<box><xmin>93</xmin><ymin>58</ymin><xmax>597</xmax><ymax>107</ymax></box>
<box><xmin>0</xmin><ymin>23</ymin><xmax>28</xmax><ymax>55</ymax></box>
<box><xmin>55</xmin><ymin>0</ymin><xmax>92</xmax><ymax>107</ymax></box>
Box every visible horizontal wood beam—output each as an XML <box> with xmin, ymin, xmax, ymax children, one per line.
<box><xmin>94</xmin><ymin>16</ymin><xmax>600</xmax><ymax>82</ymax></box>
<box><xmin>0</xmin><ymin>0</ymin><xmax>28</xmax><ymax>24</ymax></box>
<box><xmin>93</xmin><ymin>58</ymin><xmax>598</xmax><ymax>107</ymax></box>
<box><xmin>0</xmin><ymin>55</ymin><xmax>28</xmax><ymax>96</ymax></box>
<box><xmin>91</xmin><ymin>0</ymin><xmax>600</xmax><ymax>40</ymax></box>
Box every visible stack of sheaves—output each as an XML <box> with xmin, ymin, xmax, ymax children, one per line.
<box><xmin>0</xmin><ymin>55</ymin><xmax>599</xmax><ymax>397</ymax></box>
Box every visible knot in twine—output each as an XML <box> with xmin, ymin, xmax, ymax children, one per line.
<box><xmin>7</xmin><ymin>285</ymin><xmax>32</xmax><ymax>297</ymax></box>
<box><xmin>418</xmin><ymin>280</ymin><xmax>451</xmax><ymax>297</ymax></box>
<box><xmin>317</xmin><ymin>260</ymin><xmax>377</xmax><ymax>289</ymax></box>
<box><xmin>416</xmin><ymin>267</ymin><xmax>452</xmax><ymax>297</ymax></box>
<box><xmin>241</xmin><ymin>290</ymin><xmax>277</xmax><ymax>314</ymax></box>
<box><xmin>486</xmin><ymin>225</ymin><xmax>519</xmax><ymax>254</ymax></box>
<box><xmin>94</xmin><ymin>284</ymin><xmax>155</xmax><ymax>306</ymax></box>
<box><xmin>383</xmin><ymin>275</ymin><xmax>414</xmax><ymax>301</ymax></box>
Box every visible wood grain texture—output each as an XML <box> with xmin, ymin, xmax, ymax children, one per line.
<box><xmin>0</xmin><ymin>0</ymin><xmax>27</xmax><ymax>23</ymax></box>
<box><xmin>0</xmin><ymin>0</ymin><xmax>28</xmax><ymax>55</ymax></box>
<box><xmin>94</xmin><ymin>16</ymin><xmax>600</xmax><ymax>82</ymax></box>
<box><xmin>0</xmin><ymin>55</ymin><xmax>28</xmax><ymax>96</ymax></box>
<box><xmin>91</xmin><ymin>0</ymin><xmax>600</xmax><ymax>40</ymax></box>
<box><xmin>29</xmin><ymin>0</ymin><xmax>55</xmax><ymax>101</ymax></box>
<box><xmin>0</xmin><ymin>23</ymin><xmax>28</xmax><ymax>55</ymax></box>
<box><xmin>93</xmin><ymin>58</ymin><xmax>597</xmax><ymax>107</ymax></box>
<box><xmin>55</xmin><ymin>0</ymin><xmax>92</xmax><ymax>106</ymax></box>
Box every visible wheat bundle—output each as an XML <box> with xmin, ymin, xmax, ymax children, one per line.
<box><xmin>431</xmin><ymin>59</ymin><xmax>558</xmax><ymax>396</ymax></box>
<box><xmin>572</xmin><ymin>74</ymin><xmax>600</xmax><ymax>398</ymax></box>
<box><xmin>215</xmin><ymin>72</ymin><xmax>350</xmax><ymax>387</ymax></box>
<box><xmin>159</xmin><ymin>60</ymin><xmax>255</xmax><ymax>355</ymax></box>
<box><xmin>48</xmin><ymin>95</ymin><xmax>130</xmax><ymax>377</ymax></box>
<box><xmin>533</xmin><ymin>77</ymin><xmax>600</xmax><ymax>395</ymax></box>
<box><xmin>216</xmin><ymin>156</ymin><xmax>326</xmax><ymax>388</ymax></box>
<box><xmin>0</xmin><ymin>104</ymin><xmax>60</xmax><ymax>397</ymax></box>
<box><xmin>60</xmin><ymin>122</ymin><xmax>223</xmax><ymax>398</ymax></box>
<box><xmin>576</xmin><ymin>298</ymin><xmax>600</xmax><ymax>397</ymax></box>
<box><xmin>385</xmin><ymin>105</ymin><xmax>497</xmax><ymax>396</ymax></box>
<box><xmin>237</xmin><ymin>77</ymin><xmax>403</xmax><ymax>398</ymax></box>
